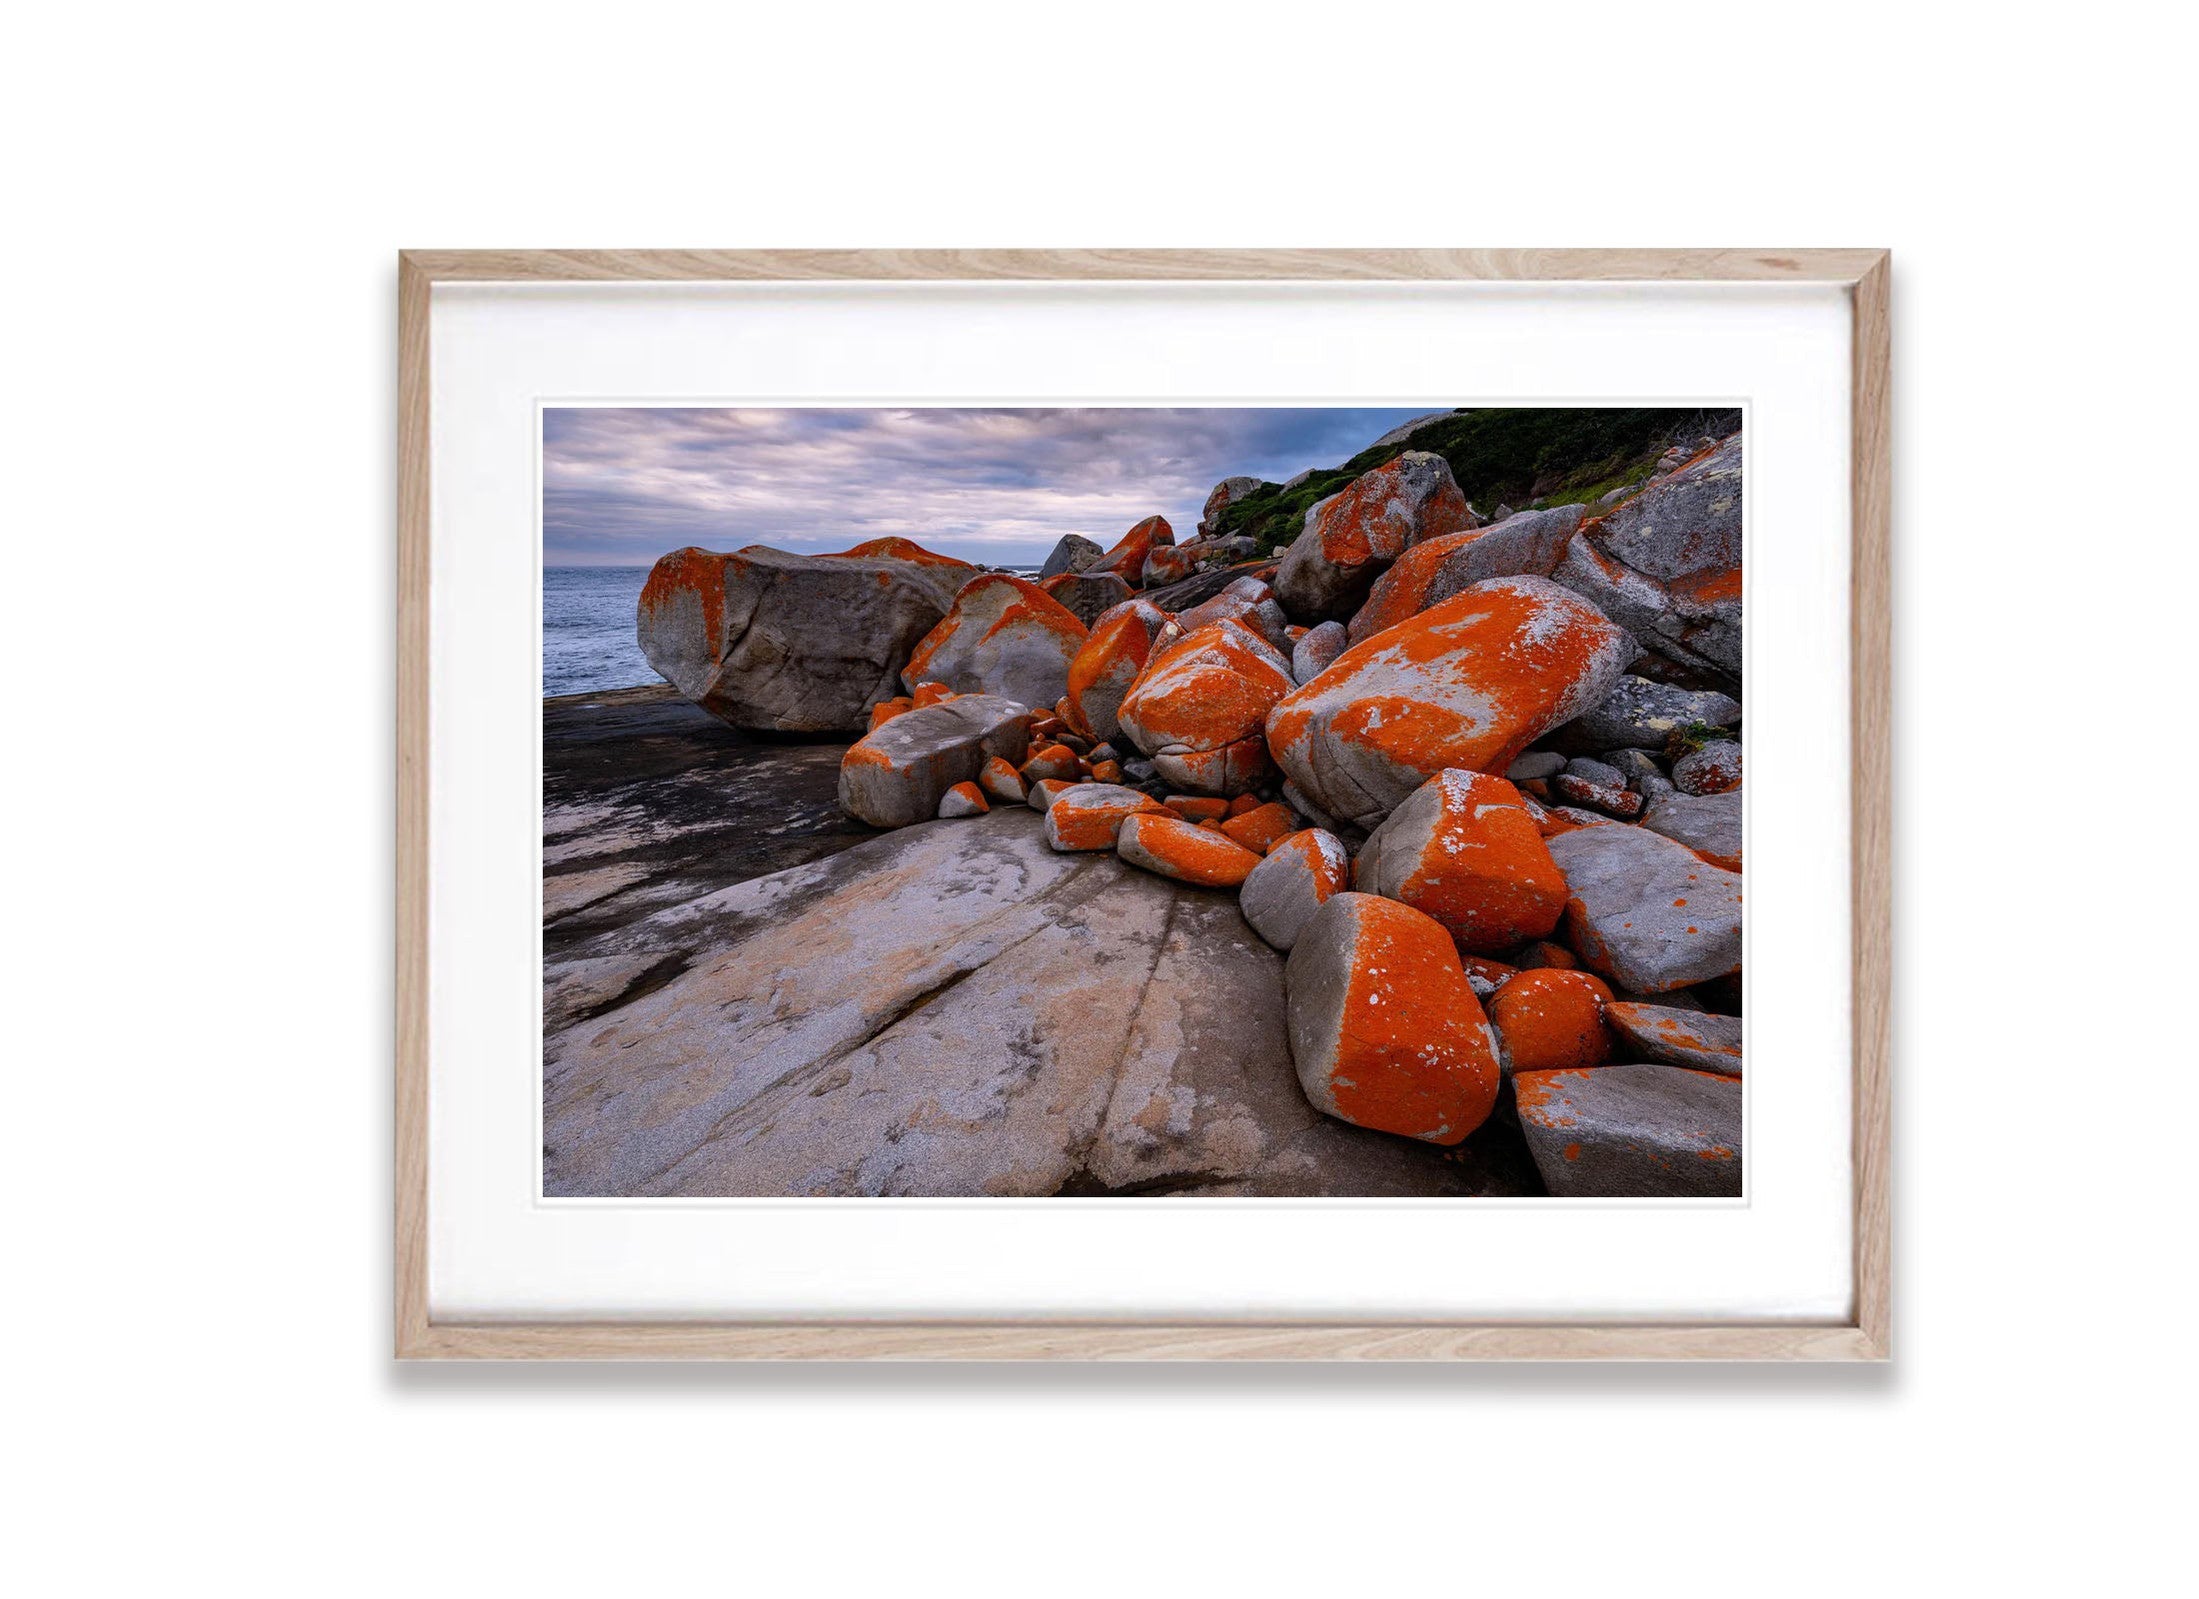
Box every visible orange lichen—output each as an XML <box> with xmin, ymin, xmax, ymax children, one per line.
<box><xmin>867</xmin><ymin>696</ymin><xmax>913</xmax><ymax>732</ymax></box>
<box><xmin>819</xmin><ymin>536</ymin><xmax>973</xmax><ymax>570</ymax></box>
<box><xmin>1267</xmin><ymin>581</ymin><xmax>1634</xmax><ymax>808</ymax></box>
<box><xmin>1044</xmin><ymin>786</ymin><xmax>1166</xmax><ymax>851</ymax></box>
<box><xmin>978</xmin><ymin>756</ymin><xmax>1026</xmax><ymax>804</ymax></box>
<box><xmin>1220</xmin><ymin>801</ymin><xmax>1296</xmax><ymax>855</ymax></box>
<box><xmin>1164</xmin><ymin>797</ymin><xmax>1229</xmax><ymax>823</ymax></box>
<box><xmin>1487</xmin><ymin>969</ymin><xmax>1615</xmax><ymax>1073</ymax></box>
<box><xmin>911</xmin><ymin>681</ymin><xmax>954</xmax><ymax>708</ymax></box>
<box><xmin>1063</xmin><ymin>599</ymin><xmax>1168</xmax><ymax>741</ymax></box>
<box><xmin>1315</xmin><ymin>896</ymin><xmax>1501</xmax><ymax>1146</ymax></box>
<box><xmin>1089</xmin><ymin>514</ymin><xmax>1175</xmax><ymax>583</ymax></box>
<box><xmin>1115</xmin><ymin>812</ymin><xmax>1263</xmax><ymax>888</ymax></box>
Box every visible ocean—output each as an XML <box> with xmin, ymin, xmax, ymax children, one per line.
<box><xmin>545</xmin><ymin>567</ymin><xmax>655</xmax><ymax>696</ymax></box>
<box><xmin>544</xmin><ymin>562</ymin><xmax>1046</xmax><ymax>698</ymax></box>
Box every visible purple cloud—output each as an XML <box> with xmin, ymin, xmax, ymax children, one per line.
<box><xmin>542</xmin><ymin>406</ymin><xmax>1438</xmax><ymax>566</ymax></box>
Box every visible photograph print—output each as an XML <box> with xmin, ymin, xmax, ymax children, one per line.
<box><xmin>543</xmin><ymin>405</ymin><xmax>1744</xmax><ymax>1199</ymax></box>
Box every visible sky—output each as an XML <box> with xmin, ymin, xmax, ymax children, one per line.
<box><xmin>542</xmin><ymin>406</ymin><xmax>1440</xmax><ymax>567</ymax></box>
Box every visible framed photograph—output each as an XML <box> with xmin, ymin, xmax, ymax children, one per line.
<box><xmin>398</xmin><ymin>249</ymin><xmax>1889</xmax><ymax>1359</ymax></box>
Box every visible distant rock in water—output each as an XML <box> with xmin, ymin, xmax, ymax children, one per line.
<box><xmin>637</xmin><ymin>542</ymin><xmax>974</xmax><ymax>734</ymax></box>
<box><xmin>1038</xmin><ymin>533</ymin><xmax>1103</xmax><ymax>580</ymax></box>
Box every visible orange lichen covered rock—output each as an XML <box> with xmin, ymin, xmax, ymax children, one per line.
<box><xmin>1265</xmin><ymin>576</ymin><xmax>1638</xmax><ymax>828</ymax></box>
<box><xmin>1458</xmin><ymin>954</ymin><xmax>1521</xmax><ymax>998</ymax></box>
<box><xmin>978</xmin><ymin>755</ymin><xmax>1027</xmax><ymax>805</ymax></box>
<box><xmin>1605</xmin><ymin>1002</ymin><xmax>1743</xmax><ymax>1075</ymax></box>
<box><xmin>901</xmin><ymin>573</ymin><xmax>1089</xmax><ymax>710</ymax></box>
<box><xmin>1238</xmin><ymin>828</ymin><xmax>1351</xmax><ymax>951</ymax></box>
<box><xmin>1351</xmin><ymin>769</ymin><xmax>1569</xmax><ymax>952</ymax></box>
<box><xmin>837</xmin><ymin>695</ymin><xmax>1038</xmax><ymax>828</ymax></box>
<box><xmin>1025</xmin><ymin>777</ymin><xmax>1072</xmax><ymax>812</ymax></box>
<box><xmin>1020</xmin><ymin>742</ymin><xmax>1081</xmax><ymax>783</ymax></box>
<box><xmin>1041</xmin><ymin>783</ymin><xmax>1167</xmax><ymax>852</ymax></box>
<box><xmin>1487</xmin><ymin>969</ymin><xmax>1615</xmax><ymax>1073</ymax></box>
<box><xmin>1116</xmin><ymin>620</ymin><xmax>1295</xmax><ymax>796</ymax></box>
<box><xmin>1225</xmin><ymin>793</ymin><xmax>1263</xmax><ymax>819</ymax></box>
<box><xmin>936</xmin><ymin>781</ymin><xmax>990</xmax><ymax>819</ymax></box>
<box><xmin>1063</xmin><ymin>598</ymin><xmax>1170</xmax><ymax>744</ymax></box>
<box><xmin>911</xmin><ymin>681</ymin><xmax>955</xmax><ymax>708</ymax></box>
<box><xmin>1346</xmin><ymin>505</ymin><xmax>1584</xmax><ymax>645</ymax></box>
<box><xmin>1089</xmin><ymin>759</ymin><xmax>1122</xmax><ymax>783</ymax></box>
<box><xmin>1284</xmin><ymin>893</ymin><xmax>1503</xmax><ymax>1145</ymax></box>
<box><xmin>820</xmin><ymin>536</ymin><xmax>980</xmax><ymax>578</ymax></box>
<box><xmin>1142</xmin><ymin>544</ymin><xmax>1196</xmax><ymax>587</ymax></box>
<box><xmin>1513</xmin><ymin>1063</ymin><xmax>1741</xmax><ymax>1197</ymax></box>
<box><xmin>1220</xmin><ymin>800</ymin><xmax>1297</xmax><ymax>855</ymax></box>
<box><xmin>638</xmin><ymin>544</ymin><xmax>968</xmax><ymax>733</ymax></box>
<box><xmin>867</xmin><ymin>696</ymin><xmax>913</xmax><ymax>732</ymax></box>
<box><xmin>1175</xmin><ymin>576</ymin><xmax>1292</xmax><ymax>653</ymax></box>
<box><xmin>1514</xmin><ymin>941</ymin><xmax>1580</xmax><ymax>971</ymax></box>
<box><xmin>1090</xmin><ymin>514</ymin><xmax>1175</xmax><ymax>583</ymax></box>
<box><xmin>1271</xmin><ymin>452</ymin><xmax>1476</xmax><ymax>622</ymax></box>
<box><xmin>1115</xmin><ymin>812</ymin><xmax>1264</xmax><ymax>888</ymax></box>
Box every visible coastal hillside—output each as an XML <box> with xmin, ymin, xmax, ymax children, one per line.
<box><xmin>547</xmin><ymin>409</ymin><xmax>1743</xmax><ymax>1198</ymax></box>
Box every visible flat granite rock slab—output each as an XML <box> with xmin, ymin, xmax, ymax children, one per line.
<box><xmin>543</xmin><ymin>805</ymin><xmax>1538</xmax><ymax>1198</ymax></box>
<box><xmin>542</xmin><ymin>684</ymin><xmax>877</xmax><ymax>955</ymax></box>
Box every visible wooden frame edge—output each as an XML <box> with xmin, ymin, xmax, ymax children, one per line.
<box><xmin>394</xmin><ymin>248</ymin><xmax>1892</xmax><ymax>1361</ymax></box>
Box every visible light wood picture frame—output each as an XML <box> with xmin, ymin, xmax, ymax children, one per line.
<box><xmin>397</xmin><ymin>248</ymin><xmax>1890</xmax><ymax>1361</ymax></box>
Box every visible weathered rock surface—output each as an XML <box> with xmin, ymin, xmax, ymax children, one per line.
<box><xmin>1674</xmin><ymin>740</ymin><xmax>1743</xmax><ymax>795</ymax></box>
<box><xmin>1039</xmin><ymin>568</ymin><xmax>1137</xmax><ymax>627</ymax></box>
<box><xmin>1544</xmin><ymin>824</ymin><xmax>1743</xmax><ymax>994</ymax></box>
<box><xmin>1285</xmin><ymin>893</ymin><xmax>1503</xmax><ymax>1145</ymax></box>
<box><xmin>543</xmin><ymin>684</ymin><xmax>875</xmax><ymax>958</ymax></box>
<box><xmin>1605</xmin><ymin>1002</ymin><xmax>1743</xmax><ymax>1074</ymax></box>
<box><xmin>1640</xmin><ymin>786</ymin><xmax>1743</xmax><ymax>871</ymax></box>
<box><xmin>1514</xmin><ymin>1063</ymin><xmax>1742</xmax><ymax>1197</ymax></box>
<box><xmin>901</xmin><ymin>573</ymin><xmax>1088</xmax><ymax>710</ymax></box>
<box><xmin>1273</xmin><ymin>451</ymin><xmax>1476</xmax><ymax>622</ymax></box>
<box><xmin>1560</xmin><ymin>675</ymin><xmax>1741</xmax><ymax>752</ymax></box>
<box><xmin>1267</xmin><ymin>577</ymin><xmax>1638</xmax><ymax>828</ymax></box>
<box><xmin>1238</xmin><ymin>829</ymin><xmax>1350</xmax><ymax>951</ymax></box>
<box><xmin>638</xmin><ymin>544</ymin><xmax>968</xmax><ymax>733</ymax></box>
<box><xmin>1346</xmin><ymin>504</ymin><xmax>1585</xmax><ymax>644</ymax></box>
<box><xmin>1352</xmin><ymin>769</ymin><xmax>1568</xmax><ymax>953</ymax></box>
<box><xmin>1505</xmin><ymin>751</ymin><xmax>1565</xmax><ymax>782</ymax></box>
<box><xmin>1063</xmin><ymin>597</ymin><xmax>1170</xmax><ymax>744</ymax></box>
<box><xmin>545</xmin><ymin>810</ymin><xmax>1539</xmax><ymax>1196</ymax></box>
<box><xmin>1551</xmin><ymin>433</ymin><xmax>1743</xmax><ymax>680</ymax></box>
<box><xmin>1291</xmin><ymin>620</ymin><xmax>1349</xmax><ymax>684</ymax></box>
<box><xmin>1038</xmin><ymin>533</ymin><xmax>1104</xmax><ymax>580</ymax></box>
<box><xmin>1117</xmin><ymin>620</ymin><xmax>1295</xmax><ymax>796</ymax></box>
<box><xmin>837</xmin><ymin>695</ymin><xmax>1037</xmax><ymax>829</ymax></box>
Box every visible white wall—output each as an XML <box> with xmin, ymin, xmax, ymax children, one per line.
<box><xmin>9</xmin><ymin>3</ymin><xmax>2186</xmax><ymax>1593</ymax></box>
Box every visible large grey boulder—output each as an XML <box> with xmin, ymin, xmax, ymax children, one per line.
<box><xmin>637</xmin><ymin>545</ymin><xmax>968</xmax><ymax>733</ymax></box>
<box><xmin>1551</xmin><ymin>433</ymin><xmax>1744</xmax><ymax>680</ymax></box>
<box><xmin>1605</xmin><ymin>1003</ymin><xmax>1743</xmax><ymax>1074</ymax></box>
<box><xmin>1514</xmin><ymin>1063</ymin><xmax>1741</xmax><ymax>1197</ymax></box>
<box><xmin>837</xmin><ymin>695</ymin><xmax>1037</xmax><ymax>828</ymax></box>
<box><xmin>1345</xmin><ymin>504</ymin><xmax>1583</xmax><ymax>645</ymax></box>
<box><xmin>1038</xmin><ymin>533</ymin><xmax>1104</xmax><ymax>580</ymax></box>
<box><xmin>1043</xmin><ymin>569</ymin><xmax>1136</xmax><ymax>627</ymax></box>
<box><xmin>1561</xmin><ymin>675</ymin><xmax>1742</xmax><ymax>751</ymax></box>
<box><xmin>543</xmin><ymin>810</ymin><xmax>1536</xmax><ymax>1197</ymax></box>
<box><xmin>1290</xmin><ymin>620</ymin><xmax>1349</xmax><ymax>684</ymax></box>
<box><xmin>1641</xmin><ymin>786</ymin><xmax>1743</xmax><ymax>870</ymax></box>
<box><xmin>1544</xmin><ymin>823</ymin><xmax>1743</xmax><ymax>993</ymax></box>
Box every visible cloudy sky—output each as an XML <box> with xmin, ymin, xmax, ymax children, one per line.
<box><xmin>543</xmin><ymin>406</ymin><xmax>1439</xmax><ymax>566</ymax></box>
